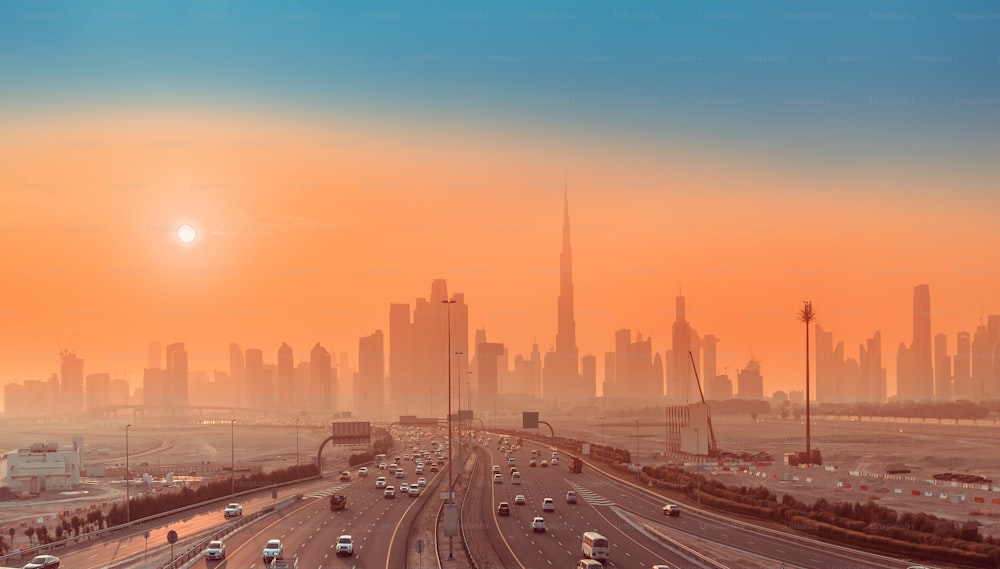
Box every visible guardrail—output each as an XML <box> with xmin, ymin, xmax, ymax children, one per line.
<box><xmin>457</xmin><ymin>452</ymin><xmax>480</xmax><ymax>569</ymax></box>
<box><xmin>158</xmin><ymin>494</ymin><xmax>303</xmax><ymax>569</ymax></box>
<box><xmin>0</xmin><ymin>476</ymin><xmax>319</xmax><ymax>567</ymax></box>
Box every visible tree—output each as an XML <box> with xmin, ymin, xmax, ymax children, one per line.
<box><xmin>780</xmin><ymin>409</ymin><xmax>790</xmax><ymax>420</ymax></box>
<box><xmin>0</xmin><ymin>534</ymin><xmax>9</xmax><ymax>556</ymax></box>
<box><xmin>798</xmin><ymin>301</ymin><xmax>817</xmax><ymax>465</ymax></box>
<box><xmin>24</xmin><ymin>526</ymin><xmax>35</xmax><ymax>545</ymax></box>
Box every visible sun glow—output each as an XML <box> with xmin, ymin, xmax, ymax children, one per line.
<box><xmin>177</xmin><ymin>224</ymin><xmax>197</xmax><ymax>244</ymax></box>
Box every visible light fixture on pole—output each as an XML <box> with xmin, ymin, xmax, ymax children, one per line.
<box><xmin>442</xmin><ymin>298</ymin><xmax>456</xmax><ymax>560</ymax></box>
<box><xmin>230</xmin><ymin>419</ymin><xmax>236</xmax><ymax>495</ymax></box>
<box><xmin>125</xmin><ymin>423</ymin><xmax>131</xmax><ymax>525</ymax></box>
<box><xmin>456</xmin><ymin>351</ymin><xmax>464</xmax><ymax>460</ymax></box>
<box><xmin>295</xmin><ymin>418</ymin><xmax>300</xmax><ymax>478</ymax></box>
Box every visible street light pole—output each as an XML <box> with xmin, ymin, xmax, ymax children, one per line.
<box><xmin>295</xmin><ymin>418</ymin><xmax>300</xmax><ymax>479</ymax></box>
<box><xmin>125</xmin><ymin>423</ymin><xmax>131</xmax><ymax>525</ymax></box>
<box><xmin>442</xmin><ymin>298</ymin><xmax>456</xmax><ymax>560</ymax></box>
<box><xmin>456</xmin><ymin>351</ymin><xmax>463</xmax><ymax>460</ymax></box>
<box><xmin>694</xmin><ymin>428</ymin><xmax>701</xmax><ymax>505</ymax></box>
<box><xmin>230</xmin><ymin>419</ymin><xmax>236</xmax><ymax>495</ymax></box>
<box><xmin>634</xmin><ymin>420</ymin><xmax>639</xmax><ymax>461</ymax></box>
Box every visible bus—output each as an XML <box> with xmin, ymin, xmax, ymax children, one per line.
<box><xmin>581</xmin><ymin>531</ymin><xmax>609</xmax><ymax>560</ymax></box>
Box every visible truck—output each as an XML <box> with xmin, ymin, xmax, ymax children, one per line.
<box><xmin>571</xmin><ymin>456</ymin><xmax>583</xmax><ymax>473</ymax></box>
<box><xmin>330</xmin><ymin>494</ymin><xmax>347</xmax><ymax>511</ymax></box>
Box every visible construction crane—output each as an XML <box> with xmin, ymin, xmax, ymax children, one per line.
<box><xmin>688</xmin><ymin>350</ymin><xmax>719</xmax><ymax>456</ymax></box>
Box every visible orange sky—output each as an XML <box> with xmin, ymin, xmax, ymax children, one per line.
<box><xmin>2</xmin><ymin>108</ymin><xmax>999</xmax><ymax>402</ymax></box>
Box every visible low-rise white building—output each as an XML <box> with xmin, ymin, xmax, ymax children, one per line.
<box><xmin>5</xmin><ymin>436</ymin><xmax>83</xmax><ymax>494</ymax></box>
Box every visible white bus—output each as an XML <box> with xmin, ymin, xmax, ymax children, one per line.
<box><xmin>581</xmin><ymin>531</ymin><xmax>609</xmax><ymax>560</ymax></box>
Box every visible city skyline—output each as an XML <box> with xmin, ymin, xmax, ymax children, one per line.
<box><xmin>2</xmin><ymin>2</ymin><xmax>999</xmax><ymax>406</ymax></box>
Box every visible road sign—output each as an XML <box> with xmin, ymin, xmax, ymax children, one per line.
<box><xmin>144</xmin><ymin>530</ymin><xmax>150</xmax><ymax>539</ymax></box>
<box><xmin>439</xmin><ymin>491</ymin><xmax>454</xmax><ymax>500</ymax></box>
<box><xmin>272</xmin><ymin>488</ymin><xmax>278</xmax><ymax>499</ymax></box>
<box><xmin>443</xmin><ymin>504</ymin><xmax>459</xmax><ymax>537</ymax></box>
<box><xmin>166</xmin><ymin>530</ymin><xmax>178</xmax><ymax>544</ymax></box>
<box><xmin>523</xmin><ymin>412</ymin><xmax>539</xmax><ymax>429</ymax></box>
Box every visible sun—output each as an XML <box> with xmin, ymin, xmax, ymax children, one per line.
<box><xmin>177</xmin><ymin>224</ymin><xmax>197</xmax><ymax>244</ymax></box>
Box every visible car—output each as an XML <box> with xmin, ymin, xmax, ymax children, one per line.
<box><xmin>409</xmin><ymin>485</ymin><xmax>420</xmax><ymax>497</ymax></box>
<box><xmin>376</xmin><ymin>476</ymin><xmax>387</xmax><ymax>488</ymax></box>
<box><xmin>529</xmin><ymin>459</ymin><xmax>537</xmax><ymax>467</ymax></box>
<box><xmin>358</xmin><ymin>466</ymin><xmax>368</xmax><ymax>477</ymax></box>
<box><xmin>663</xmin><ymin>504</ymin><xmax>681</xmax><ymax>517</ymax></box>
<box><xmin>395</xmin><ymin>468</ymin><xmax>406</xmax><ymax>478</ymax></box>
<box><xmin>400</xmin><ymin>482</ymin><xmax>410</xmax><ymax>492</ymax></box>
<box><xmin>205</xmin><ymin>540</ymin><xmax>226</xmax><ymax>560</ymax></box>
<box><xmin>379</xmin><ymin>462</ymin><xmax>387</xmax><ymax>469</ymax></box>
<box><xmin>492</xmin><ymin>465</ymin><xmax>501</xmax><ymax>474</ymax></box>
<box><xmin>566</xmin><ymin>491</ymin><xmax>577</xmax><ymax>504</ymax></box>
<box><xmin>497</xmin><ymin>501</ymin><xmax>511</xmax><ymax>516</ymax></box>
<box><xmin>385</xmin><ymin>486</ymin><xmax>396</xmax><ymax>499</ymax></box>
<box><xmin>415</xmin><ymin>466</ymin><xmax>424</xmax><ymax>474</ymax></box>
<box><xmin>389</xmin><ymin>465</ymin><xmax>398</xmax><ymax>475</ymax></box>
<box><xmin>430</xmin><ymin>464</ymin><xmax>439</xmax><ymax>472</ymax></box>
<box><xmin>507</xmin><ymin>457</ymin><xmax>516</xmax><ymax>466</ymax></box>
<box><xmin>335</xmin><ymin>534</ymin><xmax>354</xmax><ymax>557</ymax></box>
<box><xmin>514</xmin><ymin>494</ymin><xmax>526</xmax><ymax>505</ymax></box>
<box><xmin>417</xmin><ymin>477</ymin><xmax>427</xmax><ymax>486</ymax></box>
<box><xmin>493</xmin><ymin>473</ymin><xmax>503</xmax><ymax>484</ymax></box>
<box><xmin>551</xmin><ymin>457</ymin><xmax>559</xmax><ymax>466</ymax></box>
<box><xmin>22</xmin><ymin>555</ymin><xmax>60</xmax><ymax>569</ymax></box>
<box><xmin>512</xmin><ymin>472</ymin><xmax>523</xmax><ymax>485</ymax></box>
<box><xmin>541</xmin><ymin>460</ymin><xmax>549</xmax><ymax>467</ymax></box>
<box><xmin>223</xmin><ymin>502</ymin><xmax>243</xmax><ymax>517</ymax></box>
<box><xmin>262</xmin><ymin>539</ymin><xmax>283</xmax><ymax>563</ymax></box>
<box><xmin>340</xmin><ymin>470</ymin><xmax>352</xmax><ymax>482</ymax></box>
<box><xmin>542</xmin><ymin>497</ymin><xmax>555</xmax><ymax>511</ymax></box>
<box><xmin>531</xmin><ymin>516</ymin><xmax>546</xmax><ymax>533</ymax></box>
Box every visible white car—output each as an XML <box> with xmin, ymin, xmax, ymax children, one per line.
<box><xmin>493</xmin><ymin>473</ymin><xmax>503</xmax><ymax>484</ymax></box>
<box><xmin>531</xmin><ymin>516</ymin><xmax>546</xmax><ymax>533</ymax></box>
<box><xmin>514</xmin><ymin>494</ymin><xmax>526</xmax><ymax>505</ymax></box>
<box><xmin>358</xmin><ymin>466</ymin><xmax>368</xmax><ymax>477</ymax></box>
<box><xmin>262</xmin><ymin>539</ymin><xmax>283</xmax><ymax>563</ymax></box>
<box><xmin>408</xmin><ymin>485</ymin><xmax>420</xmax><ymax>497</ymax></box>
<box><xmin>223</xmin><ymin>503</ymin><xmax>242</xmax><ymax>517</ymax></box>
<box><xmin>205</xmin><ymin>540</ymin><xmax>226</xmax><ymax>560</ymax></box>
<box><xmin>551</xmin><ymin>457</ymin><xmax>559</xmax><ymax>466</ymax></box>
<box><xmin>335</xmin><ymin>535</ymin><xmax>354</xmax><ymax>557</ymax></box>
<box><xmin>376</xmin><ymin>476</ymin><xmax>387</xmax><ymax>488</ymax></box>
<box><xmin>417</xmin><ymin>477</ymin><xmax>427</xmax><ymax>486</ymax></box>
<box><xmin>400</xmin><ymin>482</ymin><xmax>410</xmax><ymax>493</ymax></box>
<box><xmin>542</xmin><ymin>497</ymin><xmax>555</xmax><ymax>512</ymax></box>
<box><xmin>385</xmin><ymin>486</ymin><xmax>396</xmax><ymax>499</ymax></box>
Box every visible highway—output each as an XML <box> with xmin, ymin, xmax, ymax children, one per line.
<box><xmin>480</xmin><ymin>440</ymin><xmax>689</xmax><ymax>569</ymax></box>
<box><xmin>487</xmin><ymin>434</ymin><xmax>933</xmax><ymax>569</ymax></box>
<box><xmin>44</xmin><ymin>430</ymin><xmax>448</xmax><ymax>569</ymax></box>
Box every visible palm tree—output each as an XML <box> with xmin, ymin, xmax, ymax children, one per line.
<box><xmin>798</xmin><ymin>301</ymin><xmax>817</xmax><ymax>465</ymax></box>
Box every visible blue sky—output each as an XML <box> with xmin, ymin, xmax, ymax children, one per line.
<box><xmin>2</xmin><ymin>0</ymin><xmax>998</xmax><ymax>161</ymax></box>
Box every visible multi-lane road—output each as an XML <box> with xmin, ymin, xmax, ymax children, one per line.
<box><xmin>30</xmin><ymin>429</ymin><xmax>941</xmax><ymax>569</ymax></box>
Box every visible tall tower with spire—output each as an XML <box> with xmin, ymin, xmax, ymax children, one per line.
<box><xmin>543</xmin><ymin>184</ymin><xmax>581</xmax><ymax>403</ymax></box>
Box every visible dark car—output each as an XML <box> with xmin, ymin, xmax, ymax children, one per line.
<box><xmin>23</xmin><ymin>555</ymin><xmax>60</xmax><ymax>569</ymax></box>
<box><xmin>497</xmin><ymin>501</ymin><xmax>511</xmax><ymax>516</ymax></box>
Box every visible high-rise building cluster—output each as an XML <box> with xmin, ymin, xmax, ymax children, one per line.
<box><xmin>6</xmin><ymin>208</ymin><xmax>1000</xmax><ymax>419</ymax></box>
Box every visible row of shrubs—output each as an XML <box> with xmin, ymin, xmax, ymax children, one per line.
<box><xmin>638</xmin><ymin>465</ymin><xmax>1000</xmax><ymax>568</ymax></box>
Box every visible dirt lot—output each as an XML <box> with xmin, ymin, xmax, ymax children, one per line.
<box><xmin>0</xmin><ymin>418</ymin><xmax>353</xmax><ymax>530</ymax></box>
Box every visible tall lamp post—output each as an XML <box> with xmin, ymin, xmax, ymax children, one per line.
<box><xmin>694</xmin><ymin>428</ymin><xmax>702</xmax><ymax>504</ymax></box>
<box><xmin>230</xmin><ymin>419</ymin><xmax>236</xmax><ymax>495</ymax></box>
<box><xmin>125</xmin><ymin>424</ymin><xmax>131</xmax><ymax>524</ymax></box>
<box><xmin>456</xmin><ymin>352</ymin><xmax>465</xmax><ymax>460</ymax></box>
<box><xmin>442</xmin><ymin>298</ymin><xmax>456</xmax><ymax>560</ymax></box>
<box><xmin>295</xmin><ymin>418</ymin><xmax>300</xmax><ymax>479</ymax></box>
<box><xmin>798</xmin><ymin>301</ymin><xmax>817</xmax><ymax>466</ymax></box>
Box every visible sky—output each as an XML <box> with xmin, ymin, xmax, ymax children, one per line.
<box><xmin>1</xmin><ymin>0</ymin><xmax>999</xmax><ymax>402</ymax></box>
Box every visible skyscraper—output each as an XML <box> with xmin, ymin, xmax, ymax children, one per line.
<box><xmin>165</xmin><ymin>343</ymin><xmax>189</xmax><ymax>409</ymax></box>
<box><xmin>308</xmin><ymin>343</ymin><xmax>333</xmax><ymax>411</ymax></box>
<box><xmin>59</xmin><ymin>351</ymin><xmax>84</xmax><ymax>415</ymax></box>
<box><xmin>934</xmin><ymin>332</ymin><xmax>951</xmax><ymax>401</ymax></box>
<box><xmin>388</xmin><ymin>303</ymin><xmax>413</xmax><ymax>414</ymax></box>
<box><xmin>277</xmin><ymin>342</ymin><xmax>294</xmax><ymax>407</ymax></box>
<box><xmin>669</xmin><ymin>295</ymin><xmax>694</xmax><ymax>402</ymax></box>
<box><xmin>908</xmin><ymin>284</ymin><xmax>934</xmax><ymax>400</ymax></box>
<box><xmin>356</xmin><ymin>330</ymin><xmax>385</xmax><ymax>420</ymax></box>
<box><xmin>954</xmin><ymin>331</ymin><xmax>972</xmax><ymax>399</ymax></box>
<box><xmin>736</xmin><ymin>359</ymin><xmax>764</xmax><ymax>400</ymax></box>
<box><xmin>543</xmin><ymin>189</ymin><xmax>580</xmax><ymax>403</ymax></box>
<box><xmin>244</xmin><ymin>348</ymin><xmax>264</xmax><ymax>408</ymax></box>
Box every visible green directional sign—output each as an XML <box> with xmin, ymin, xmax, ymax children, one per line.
<box><xmin>523</xmin><ymin>412</ymin><xmax>539</xmax><ymax>429</ymax></box>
